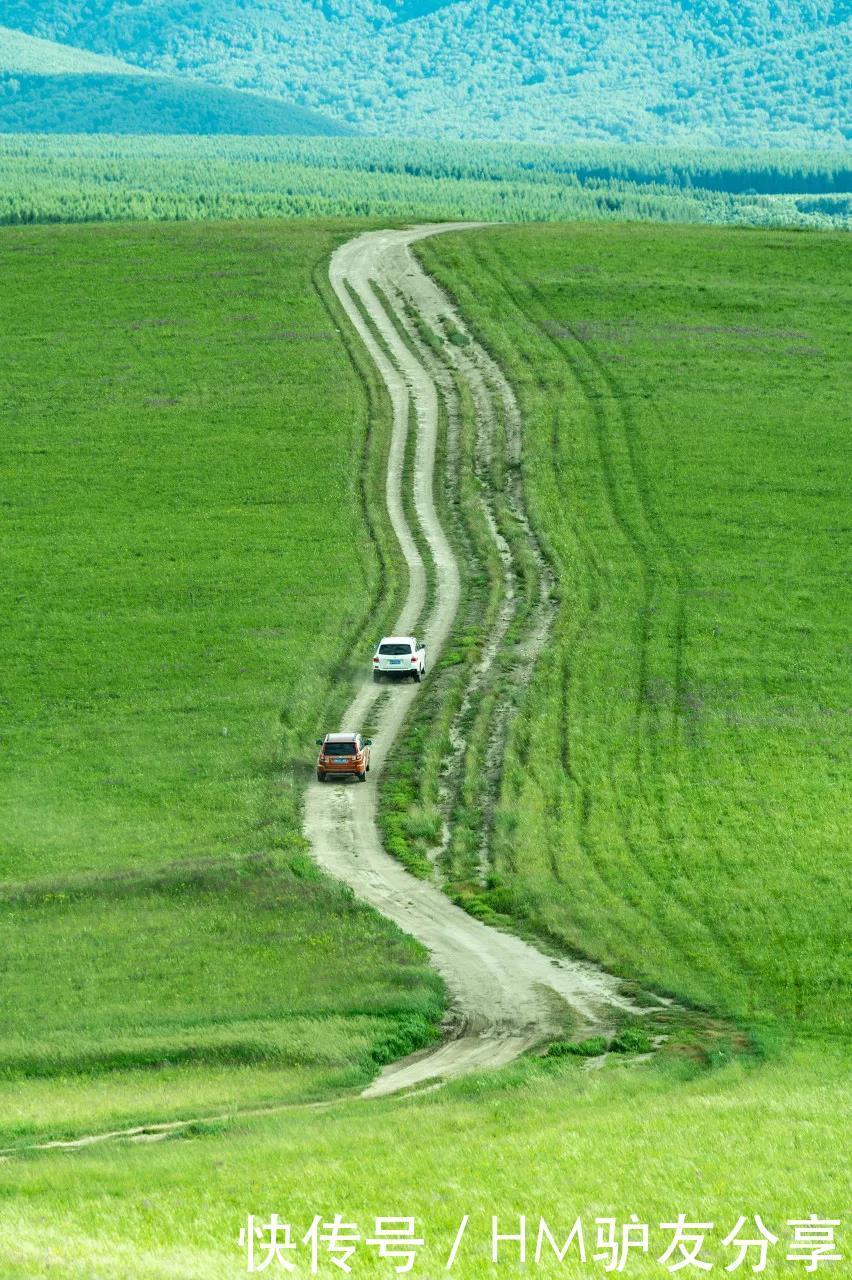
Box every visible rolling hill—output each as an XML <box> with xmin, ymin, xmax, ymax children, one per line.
<box><xmin>0</xmin><ymin>208</ymin><xmax>847</xmax><ymax>1280</ymax></box>
<box><xmin>1</xmin><ymin>0</ymin><xmax>849</xmax><ymax>146</ymax></box>
<box><xmin>0</xmin><ymin>24</ymin><xmax>352</xmax><ymax>134</ymax></box>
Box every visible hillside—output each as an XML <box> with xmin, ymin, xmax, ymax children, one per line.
<box><xmin>0</xmin><ymin>22</ymin><xmax>142</xmax><ymax>73</ymax></box>
<box><xmin>0</xmin><ymin>218</ymin><xmax>437</xmax><ymax>1144</ymax></box>
<box><xmin>0</xmin><ymin>24</ymin><xmax>352</xmax><ymax>134</ymax></box>
<box><xmin>418</xmin><ymin>221</ymin><xmax>850</xmax><ymax>1030</ymax></box>
<box><xmin>0</xmin><ymin>213</ymin><xmax>847</xmax><ymax>1280</ymax></box>
<box><xmin>2</xmin><ymin>0</ymin><xmax>849</xmax><ymax>147</ymax></box>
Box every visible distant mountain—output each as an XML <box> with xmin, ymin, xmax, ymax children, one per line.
<box><xmin>0</xmin><ymin>24</ymin><xmax>353</xmax><ymax>134</ymax></box>
<box><xmin>1</xmin><ymin>0</ymin><xmax>848</xmax><ymax>147</ymax></box>
<box><xmin>0</xmin><ymin>22</ymin><xmax>144</xmax><ymax>73</ymax></box>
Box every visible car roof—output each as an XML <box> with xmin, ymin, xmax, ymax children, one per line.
<box><xmin>325</xmin><ymin>732</ymin><xmax>359</xmax><ymax>742</ymax></box>
<box><xmin>378</xmin><ymin>635</ymin><xmax>415</xmax><ymax>644</ymax></box>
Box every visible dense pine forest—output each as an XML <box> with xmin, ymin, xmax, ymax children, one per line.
<box><xmin>1</xmin><ymin>136</ymin><xmax>849</xmax><ymax>229</ymax></box>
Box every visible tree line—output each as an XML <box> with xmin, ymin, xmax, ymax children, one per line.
<box><xmin>0</xmin><ymin>135</ymin><xmax>848</xmax><ymax>230</ymax></box>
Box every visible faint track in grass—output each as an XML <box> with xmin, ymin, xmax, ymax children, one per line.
<box><xmin>478</xmin><ymin>245</ymin><xmax>754</xmax><ymax>990</ymax></box>
<box><xmin>375</xmin><ymin>256</ymin><xmax>556</xmax><ymax>888</ymax></box>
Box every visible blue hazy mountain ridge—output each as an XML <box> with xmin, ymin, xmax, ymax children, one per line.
<box><xmin>0</xmin><ymin>71</ymin><xmax>355</xmax><ymax>133</ymax></box>
<box><xmin>0</xmin><ymin>24</ymin><xmax>353</xmax><ymax>133</ymax></box>
<box><xmin>2</xmin><ymin>0</ymin><xmax>848</xmax><ymax>146</ymax></box>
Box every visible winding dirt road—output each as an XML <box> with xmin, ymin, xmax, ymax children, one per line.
<box><xmin>305</xmin><ymin>225</ymin><xmax>636</xmax><ymax>1097</ymax></box>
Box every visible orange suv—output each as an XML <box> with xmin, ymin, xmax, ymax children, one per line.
<box><xmin>316</xmin><ymin>732</ymin><xmax>372</xmax><ymax>783</ymax></box>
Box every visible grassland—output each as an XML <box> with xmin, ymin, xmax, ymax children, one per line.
<box><xmin>0</xmin><ymin>218</ymin><xmax>444</xmax><ymax>1145</ymax></box>
<box><xmin>1</xmin><ymin>218</ymin><xmax>400</xmax><ymax>884</ymax></box>
<box><xmin>1</xmin><ymin>1045</ymin><xmax>848</xmax><ymax>1276</ymax></box>
<box><xmin>0</xmin><ymin>217</ymin><xmax>848</xmax><ymax>1277</ymax></box>
<box><xmin>416</xmin><ymin>222</ymin><xmax>850</xmax><ymax>1043</ymax></box>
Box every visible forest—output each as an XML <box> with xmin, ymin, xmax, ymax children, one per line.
<box><xmin>1</xmin><ymin>135</ymin><xmax>849</xmax><ymax>229</ymax></box>
<box><xmin>4</xmin><ymin>0</ymin><xmax>849</xmax><ymax>148</ymax></box>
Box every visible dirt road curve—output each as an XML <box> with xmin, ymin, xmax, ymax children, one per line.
<box><xmin>305</xmin><ymin>225</ymin><xmax>636</xmax><ymax>1098</ymax></box>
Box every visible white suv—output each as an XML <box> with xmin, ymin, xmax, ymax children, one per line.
<box><xmin>373</xmin><ymin>635</ymin><xmax>427</xmax><ymax>683</ymax></box>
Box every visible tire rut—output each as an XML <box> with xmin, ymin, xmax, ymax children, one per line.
<box><xmin>478</xmin><ymin>245</ymin><xmax>750</xmax><ymax>989</ymax></box>
<box><xmin>376</xmin><ymin>264</ymin><xmax>556</xmax><ymax>888</ymax></box>
<box><xmin>306</xmin><ymin>225</ymin><xmax>640</xmax><ymax>1098</ymax></box>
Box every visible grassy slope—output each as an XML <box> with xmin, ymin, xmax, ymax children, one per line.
<box><xmin>418</xmin><ymin>222</ymin><xmax>850</xmax><ymax>1042</ymax></box>
<box><xmin>0</xmin><ymin>73</ymin><xmax>354</xmax><ymax>135</ymax></box>
<box><xmin>1</xmin><ymin>219</ymin><xmax>371</xmax><ymax>883</ymax></box>
<box><xmin>0</xmin><ymin>219</ymin><xmax>442</xmax><ymax>1143</ymax></box>
<box><xmin>1</xmin><ymin>1046</ymin><xmax>848</xmax><ymax>1276</ymax></box>
<box><xmin>1</xmin><ymin>220</ymin><xmax>848</xmax><ymax>1277</ymax></box>
<box><xmin>0</xmin><ymin>23</ymin><xmax>142</xmax><ymax>74</ymax></box>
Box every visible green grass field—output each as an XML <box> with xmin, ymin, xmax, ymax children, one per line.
<box><xmin>1</xmin><ymin>219</ymin><xmax>391</xmax><ymax>884</ymax></box>
<box><xmin>1</xmin><ymin>1045</ymin><xmax>847</xmax><ymax>1276</ymax></box>
<box><xmin>0</xmin><ymin>219</ymin><xmax>443</xmax><ymax>1146</ymax></box>
<box><xmin>0</xmin><ymin>217</ymin><xmax>848</xmax><ymax>1277</ymax></box>
<box><xmin>418</xmin><ymin>222</ymin><xmax>850</xmax><ymax>1040</ymax></box>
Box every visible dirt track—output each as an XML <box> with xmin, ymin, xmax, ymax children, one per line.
<box><xmin>305</xmin><ymin>225</ymin><xmax>636</xmax><ymax>1097</ymax></box>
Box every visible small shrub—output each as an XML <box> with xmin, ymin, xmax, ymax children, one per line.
<box><xmin>546</xmin><ymin>1036</ymin><xmax>607</xmax><ymax>1058</ymax></box>
<box><xmin>403</xmin><ymin>806</ymin><xmax>442</xmax><ymax>843</ymax></box>
<box><xmin>369</xmin><ymin>1014</ymin><xmax>438</xmax><ymax>1066</ymax></box>
<box><xmin>609</xmin><ymin>1026</ymin><xmax>652</xmax><ymax>1055</ymax></box>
